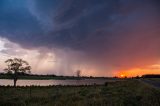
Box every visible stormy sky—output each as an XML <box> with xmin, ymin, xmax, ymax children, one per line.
<box><xmin>0</xmin><ymin>0</ymin><xmax>160</xmax><ymax>77</ymax></box>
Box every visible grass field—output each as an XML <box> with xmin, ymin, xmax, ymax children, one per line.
<box><xmin>0</xmin><ymin>79</ymin><xmax>160</xmax><ymax>106</ymax></box>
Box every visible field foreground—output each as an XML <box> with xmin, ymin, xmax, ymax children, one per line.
<box><xmin>0</xmin><ymin>79</ymin><xmax>160</xmax><ymax>106</ymax></box>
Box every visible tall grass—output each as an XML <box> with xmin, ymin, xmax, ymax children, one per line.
<box><xmin>0</xmin><ymin>80</ymin><xmax>160</xmax><ymax>106</ymax></box>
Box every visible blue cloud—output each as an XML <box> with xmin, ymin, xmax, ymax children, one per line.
<box><xmin>0</xmin><ymin>0</ymin><xmax>159</xmax><ymax>69</ymax></box>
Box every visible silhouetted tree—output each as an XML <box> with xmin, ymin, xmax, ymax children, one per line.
<box><xmin>76</xmin><ymin>70</ymin><xmax>81</xmax><ymax>78</ymax></box>
<box><xmin>4</xmin><ymin>58</ymin><xmax>31</xmax><ymax>87</ymax></box>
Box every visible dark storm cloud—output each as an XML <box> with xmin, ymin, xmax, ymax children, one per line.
<box><xmin>0</xmin><ymin>0</ymin><xmax>160</xmax><ymax>70</ymax></box>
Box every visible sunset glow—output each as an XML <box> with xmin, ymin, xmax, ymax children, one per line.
<box><xmin>120</xmin><ymin>74</ymin><xmax>125</xmax><ymax>78</ymax></box>
<box><xmin>116</xmin><ymin>65</ymin><xmax>160</xmax><ymax>77</ymax></box>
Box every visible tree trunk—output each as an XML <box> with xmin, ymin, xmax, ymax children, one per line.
<box><xmin>14</xmin><ymin>78</ymin><xmax>17</xmax><ymax>87</ymax></box>
<box><xmin>13</xmin><ymin>71</ymin><xmax>18</xmax><ymax>87</ymax></box>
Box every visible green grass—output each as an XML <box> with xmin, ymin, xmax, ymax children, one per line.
<box><xmin>0</xmin><ymin>80</ymin><xmax>160</xmax><ymax>106</ymax></box>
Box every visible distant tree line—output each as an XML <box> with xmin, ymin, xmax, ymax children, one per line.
<box><xmin>0</xmin><ymin>72</ymin><xmax>114</xmax><ymax>80</ymax></box>
<box><xmin>142</xmin><ymin>74</ymin><xmax>160</xmax><ymax>78</ymax></box>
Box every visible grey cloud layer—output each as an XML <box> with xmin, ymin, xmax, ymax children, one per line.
<box><xmin>0</xmin><ymin>0</ymin><xmax>160</xmax><ymax>70</ymax></box>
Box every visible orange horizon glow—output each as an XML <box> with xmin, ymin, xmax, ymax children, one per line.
<box><xmin>116</xmin><ymin>67</ymin><xmax>160</xmax><ymax>77</ymax></box>
<box><xmin>120</xmin><ymin>74</ymin><xmax>126</xmax><ymax>78</ymax></box>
